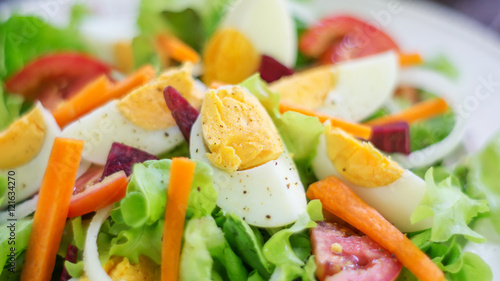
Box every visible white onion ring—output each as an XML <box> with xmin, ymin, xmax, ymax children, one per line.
<box><xmin>83</xmin><ymin>205</ymin><xmax>113</xmax><ymax>281</ymax></box>
<box><xmin>389</xmin><ymin>68</ymin><xmax>467</xmax><ymax>169</ymax></box>
<box><xmin>0</xmin><ymin>195</ymin><xmax>38</xmax><ymax>225</ymax></box>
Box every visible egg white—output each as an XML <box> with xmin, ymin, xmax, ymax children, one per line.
<box><xmin>221</xmin><ymin>0</ymin><xmax>297</xmax><ymax>67</ymax></box>
<box><xmin>61</xmin><ymin>100</ymin><xmax>184</xmax><ymax>165</ymax></box>
<box><xmin>312</xmin><ymin>133</ymin><xmax>433</xmax><ymax>232</ymax></box>
<box><xmin>0</xmin><ymin>103</ymin><xmax>61</xmax><ymax>208</ymax></box>
<box><xmin>318</xmin><ymin>51</ymin><xmax>399</xmax><ymax>122</ymax></box>
<box><xmin>190</xmin><ymin>116</ymin><xmax>307</xmax><ymax>228</ymax></box>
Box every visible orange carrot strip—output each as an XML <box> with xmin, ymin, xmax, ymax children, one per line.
<box><xmin>20</xmin><ymin>138</ymin><xmax>84</xmax><ymax>281</ymax></box>
<box><xmin>307</xmin><ymin>176</ymin><xmax>445</xmax><ymax>281</ymax></box>
<box><xmin>279</xmin><ymin>101</ymin><xmax>372</xmax><ymax>140</ymax></box>
<box><xmin>365</xmin><ymin>98</ymin><xmax>448</xmax><ymax>126</ymax></box>
<box><xmin>52</xmin><ymin>65</ymin><xmax>155</xmax><ymax>128</ymax></box>
<box><xmin>102</xmin><ymin>64</ymin><xmax>156</xmax><ymax>103</ymax></box>
<box><xmin>157</xmin><ymin>34</ymin><xmax>200</xmax><ymax>64</ymax></box>
<box><xmin>399</xmin><ymin>53</ymin><xmax>423</xmax><ymax>67</ymax></box>
<box><xmin>161</xmin><ymin>157</ymin><xmax>197</xmax><ymax>281</ymax></box>
<box><xmin>52</xmin><ymin>75</ymin><xmax>110</xmax><ymax>128</ymax></box>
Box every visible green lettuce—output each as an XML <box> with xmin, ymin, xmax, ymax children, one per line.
<box><xmin>423</xmin><ymin>54</ymin><xmax>460</xmax><ymax>80</ymax></box>
<box><xmin>397</xmin><ymin>229</ymin><xmax>492</xmax><ymax>281</ymax></box>
<box><xmin>241</xmin><ymin>75</ymin><xmax>324</xmax><ymax>186</ymax></box>
<box><xmin>0</xmin><ymin>175</ymin><xmax>6</xmax><ymax>206</ymax></box>
<box><xmin>0</xmin><ymin>218</ymin><xmax>32</xmax><ymax>276</ymax></box>
<box><xmin>411</xmin><ymin>168</ymin><xmax>489</xmax><ymax>243</ymax></box>
<box><xmin>466</xmin><ymin>132</ymin><xmax>500</xmax><ymax>235</ymax></box>
<box><xmin>409</xmin><ymin>112</ymin><xmax>455</xmax><ymax>152</ymax></box>
<box><xmin>0</xmin><ymin>15</ymin><xmax>89</xmax><ymax>81</ymax></box>
<box><xmin>179</xmin><ymin>216</ymin><xmax>248</xmax><ymax>281</ymax></box>
<box><xmin>0</xmin><ymin>87</ymin><xmax>26</xmax><ymax>132</ymax></box>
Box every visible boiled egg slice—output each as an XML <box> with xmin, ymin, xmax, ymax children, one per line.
<box><xmin>0</xmin><ymin>103</ymin><xmax>61</xmax><ymax>207</ymax></box>
<box><xmin>312</xmin><ymin>125</ymin><xmax>433</xmax><ymax>232</ymax></box>
<box><xmin>62</xmin><ymin>64</ymin><xmax>204</xmax><ymax>165</ymax></box>
<box><xmin>271</xmin><ymin>51</ymin><xmax>398</xmax><ymax>122</ymax></box>
<box><xmin>221</xmin><ymin>0</ymin><xmax>297</xmax><ymax>67</ymax></box>
<box><xmin>190</xmin><ymin>85</ymin><xmax>307</xmax><ymax>227</ymax></box>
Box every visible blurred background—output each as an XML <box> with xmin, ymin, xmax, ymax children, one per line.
<box><xmin>431</xmin><ymin>0</ymin><xmax>500</xmax><ymax>34</ymax></box>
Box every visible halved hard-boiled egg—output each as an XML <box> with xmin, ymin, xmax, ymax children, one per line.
<box><xmin>221</xmin><ymin>0</ymin><xmax>297</xmax><ymax>67</ymax></box>
<box><xmin>190</xmin><ymin>85</ymin><xmax>307</xmax><ymax>227</ymax></box>
<box><xmin>62</xmin><ymin>64</ymin><xmax>204</xmax><ymax>165</ymax></box>
<box><xmin>312</xmin><ymin>125</ymin><xmax>433</xmax><ymax>232</ymax></box>
<box><xmin>0</xmin><ymin>103</ymin><xmax>60</xmax><ymax>207</ymax></box>
<box><xmin>271</xmin><ymin>51</ymin><xmax>398</xmax><ymax>122</ymax></box>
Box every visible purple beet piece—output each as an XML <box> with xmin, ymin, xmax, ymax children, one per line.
<box><xmin>259</xmin><ymin>55</ymin><xmax>294</xmax><ymax>83</ymax></box>
<box><xmin>60</xmin><ymin>244</ymin><xmax>78</xmax><ymax>281</ymax></box>
<box><xmin>163</xmin><ymin>86</ymin><xmax>199</xmax><ymax>142</ymax></box>
<box><xmin>370</xmin><ymin>122</ymin><xmax>410</xmax><ymax>155</ymax></box>
<box><xmin>102</xmin><ymin>142</ymin><xmax>158</xmax><ymax>178</ymax></box>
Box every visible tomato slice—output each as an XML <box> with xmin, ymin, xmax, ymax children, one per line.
<box><xmin>73</xmin><ymin>165</ymin><xmax>105</xmax><ymax>195</ymax></box>
<box><xmin>311</xmin><ymin>221</ymin><xmax>402</xmax><ymax>281</ymax></box>
<box><xmin>5</xmin><ymin>53</ymin><xmax>111</xmax><ymax>110</ymax></box>
<box><xmin>67</xmin><ymin>171</ymin><xmax>128</xmax><ymax>218</ymax></box>
<box><xmin>299</xmin><ymin>15</ymin><xmax>399</xmax><ymax>64</ymax></box>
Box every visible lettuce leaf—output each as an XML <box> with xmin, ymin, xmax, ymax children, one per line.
<box><xmin>409</xmin><ymin>112</ymin><xmax>455</xmax><ymax>152</ymax></box>
<box><xmin>0</xmin><ymin>87</ymin><xmax>26</xmax><ymax>132</ymax></box>
<box><xmin>397</xmin><ymin>229</ymin><xmax>492</xmax><ymax>281</ymax></box>
<box><xmin>179</xmin><ymin>216</ymin><xmax>248</xmax><ymax>281</ymax></box>
<box><xmin>467</xmin><ymin>131</ymin><xmax>500</xmax><ymax>236</ymax></box>
<box><xmin>0</xmin><ymin>218</ymin><xmax>32</xmax><ymax>276</ymax></box>
<box><xmin>0</xmin><ymin>175</ymin><xmax>6</xmax><ymax>206</ymax></box>
<box><xmin>411</xmin><ymin>168</ymin><xmax>489</xmax><ymax>243</ymax></box>
<box><xmin>117</xmin><ymin>159</ymin><xmax>217</xmax><ymax>227</ymax></box>
<box><xmin>241</xmin><ymin>75</ymin><xmax>324</xmax><ymax>186</ymax></box>
<box><xmin>423</xmin><ymin>54</ymin><xmax>460</xmax><ymax>80</ymax></box>
<box><xmin>0</xmin><ymin>15</ymin><xmax>89</xmax><ymax>81</ymax></box>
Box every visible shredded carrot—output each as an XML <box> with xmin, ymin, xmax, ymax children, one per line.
<box><xmin>20</xmin><ymin>138</ymin><xmax>84</xmax><ymax>281</ymax></box>
<box><xmin>161</xmin><ymin>157</ymin><xmax>197</xmax><ymax>281</ymax></box>
<box><xmin>365</xmin><ymin>98</ymin><xmax>448</xmax><ymax>126</ymax></box>
<box><xmin>307</xmin><ymin>176</ymin><xmax>445</xmax><ymax>281</ymax></box>
<box><xmin>52</xmin><ymin>65</ymin><xmax>155</xmax><ymax>127</ymax></box>
<box><xmin>399</xmin><ymin>53</ymin><xmax>423</xmax><ymax>67</ymax></box>
<box><xmin>279</xmin><ymin>101</ymin><xmax>372</xmax><ymax>140</ymax></box>
<box><xmin>157</xmin><ymin>34</ymin><xmax>200</xmax><ymax>64</ymax></box>
<box><xmin>52</xmin><ymin>75</ymin><xmax>111</xmax><ymax>128</ymax></box>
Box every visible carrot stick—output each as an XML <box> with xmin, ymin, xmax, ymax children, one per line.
<box><xmin>157</xmin><ymin>34</ymin><xmax>200</xmax><ymax>64</ymax></box>
<box><xmin>307</xmin><ymin>176</ymin><xmax>444</xmax><ymax>281</ymax></box>
<box><xmin>161</xmin><ymin>157</ymin><xmax>196</xmax><ymax>281</ymax></box>
<box><xmin>365</xmin><ymin>98</ymin><xmax>448</xmax><ymax>126</ymax></box>
<box><xmin>279</xmin><ymin>101</ymin><xmax>372</xmax><ymax>140</ymax></box>
<box><xmin>52</xmin><ymin>65</ymin><xmax>155</xmax><ymax>127</ymax></box>
<box><xmin>52</xmin><ymin>75</ymin><xmax>110</xmax><ymax>128</ymax></box>
<box><xmin>20</xmin><ymin>138</ymin><xmax>84</xmax><ymax>281</ymax></box>
<box><xmin>399</xmin><ymin>52</ymin><xmax>423</xmax><ymax>67</ymax></box>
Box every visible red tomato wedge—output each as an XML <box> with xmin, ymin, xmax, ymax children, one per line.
<box><xmin>299</xmin><ymin>15</ymin><xmax>399</xmax><ymax>64</ymax></box>
<box><xmin>67</xmin><ymin>170</ymin><xmax>128</xmax><ymax>218</ymax></box>
<box><xmin>5</xmin><ymin>53</ymin><xmax>111</xmax><ymax>110</ymax></box>
<box><xmin>311</xmin><ymin>221</ymin><xmax>402</xmax><ymax>281</ymax></box>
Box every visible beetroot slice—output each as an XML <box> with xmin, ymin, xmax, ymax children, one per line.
<box><xmin>259</xmin><ymin>55</ymin><xmax>294</xmax><ymax>83</ymax></box>
<box><xmin>163</xmin><ymin>86</ymin><xmax>199</xmax><ymax>142</ymax></box>
<box><xmin>102</xmin><ymin>142</ymin><xmax>158</xmax><ymax>178</ymax></box>
<box><xmin>59</xmin><ymin>244</ymin><xmax>78</xmax><ymax>281</ymax></box>
<box><xmin>369</xmin><ymin>122</ymin><xmax>410</xmax><ymax>155</ymax></box>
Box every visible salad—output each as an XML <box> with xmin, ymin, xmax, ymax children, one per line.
<box><xmin>1</xmin><ymin>0</ymin><xmax>499</xmax><ymax>280</ymax></box>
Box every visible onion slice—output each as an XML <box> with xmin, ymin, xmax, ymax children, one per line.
<box><xmin>83</xmin><ymin>205</ymin><xmax>113</xmax><ymax>281</ymax></box>
<box><xmin>0</xmin><ymin>195</ymin><xmax>38</xmax><ymax>225</ymax></box>
<box><xmin>390</xmin><ymin>68</ymin><xmax>467</xmax><ymax>169</ymax></box>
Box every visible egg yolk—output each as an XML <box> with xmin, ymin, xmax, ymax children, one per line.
<box><xmin>325</xmin><ymin>125</ymin><xmax>403</xmax><ymax>187</ymax></box>
<box><xmin>0</xmin><ymin>105</ymin><xmax>46</xmax><ymax>169</ymax></box>
<box><xmin>118</xmin><ymin>63</ymin><xmax>203</xmax><ymax>130</ymax></box>
<box><xmin>79</xmin><ymin>256</ymin><xmax>159</xmax><ymax>281</ymax></box>
<box><xmin>202</xmin><ymin>28</ymin><xmax>260</xmax><ymax>85</ymax></box>
<box><xmin>201</xmin><ymin>86</ymin><xmax>283</xmax><ymax>172</ymax></box>
<box><xmin>270</xmin><ymin>65</ymin><xmax>336</xmax><ymax>110</ymax></box>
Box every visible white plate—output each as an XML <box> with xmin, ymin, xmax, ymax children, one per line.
<box><xmin>2</xmin><ymin>0</ymin><xmax>500</xmax><ymax>279</ymax></box>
